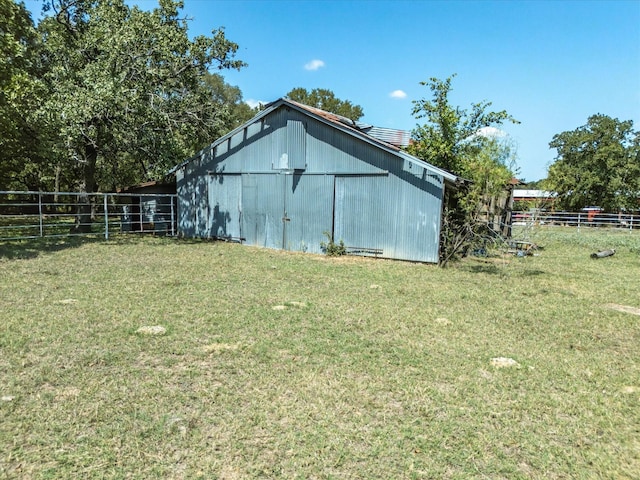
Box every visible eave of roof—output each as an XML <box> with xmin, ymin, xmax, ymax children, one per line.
<box><xmin>115</xmin><ymin>179</ymin><xmax>175</xmax><ymax>193</ymax></box>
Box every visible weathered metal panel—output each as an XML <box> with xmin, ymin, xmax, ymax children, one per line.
<box><xmin>176</xmin><ymin>168</ymin><xmax>208</xmax><ymax>238</ymax></box>
<box><xmin>271</xmin><ymin>114</ymin><xmax>289</xmax><ymax>170</ymax></box>
<box><xmin>304</xmin><ymin>119</ymin><xmax>389</xmax><ymax>174</ymax></box>
<box><xmin>333</xmin><ymin>164</ymin><xmax>444</xmax><ymax>262</ymax></box>
<box><xmin>283</xmin><ymin>173</ymin><xmax>333</xmax><ymax>253</ymax></box>
<box><xmin>287</xmin><ymin>119</ymin><xmax>307</xmax><ymax>170</ymax></box>
<box><xmin>207</xmin><ymin>174</ymin><xmax>242</xmax><ymax>240</ymax></box>
<box><xmin>238</xmin><ymin>172</ymin><xmax>333</xmax><ymax>253</ymax></box>
<box><xmin>364</xmin><ymin>127</ymin><xmax>411</xmax><ymax>147</ymax></box>
<box><xmin>241</xmin><ymin>173</ymin><xmax>284</xmax><ymax>249</ymax></box>
<box><xmin>334</xmin><ymin>175</ymin><xmax>391</xmax><ymax>255</ymax></box>
<box><xmin>391</xmin><ymin>163</ymin><xmax>444</xmax><ymax>263</ymax></box>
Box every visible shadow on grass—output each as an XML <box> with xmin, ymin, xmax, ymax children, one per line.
<box><xmin>462</xmin><ymin>264</ymin><xmax>506</xmax><ymax>275</ymax></box>
<box><xmin>460</xmin><ymin>262</ymin><xmax>546</xmax><ymax>276</ymax></box>
<box><xmin>0</xmin><ymin>236</ymin><xmax>103</xmax><ymax>260</ymax></box>
<box><xmin>0</xmin><ymin>234</ymin><xmax>218</xmax><ymax>260</ymax></box>
<box><xmin>521</xmin><ymin>269</ymin><xmax>546</xmax><ymax>276</ymax></box>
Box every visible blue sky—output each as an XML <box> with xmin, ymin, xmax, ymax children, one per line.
<box><xmin>25</xmin><ymin>0</ymin><xmax>640</xmax><ymax>182</ymax></box>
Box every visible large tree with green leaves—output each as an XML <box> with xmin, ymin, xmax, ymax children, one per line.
<box><xmin>546</xmin><ymin>114</ymin><xmax>640</xmax><ymax>212</ymax></box>
<box><xmin>36</xmin><ymin>0</ymin><xmax>245</xmax><ymax>197</ymax></box>
<box><xmin>407</xmin><ymin>74</ymin><xmax>519</xmax><ymax>265</ymax></box>
<box><xmin>204</xmin><ymin>72</ymin><xmax>258</xmax><ymax>131</ymax></box>
<box><xmin>286</xmin><ymin>87</ymin><xmax>364</xmax><ymax>121</ymax></box>
<box><xmin>0</xmin><ymin>0</ymin><xmax>51</xmax><ymax>190</ymax></box>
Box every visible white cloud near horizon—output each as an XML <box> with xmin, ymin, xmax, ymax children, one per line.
<box><xmin>304</xmin><ymin>59</ymin><xmax>325</xmax><ymax>71</ymax></box>
<box><xmin>390</xmin><ymin>90</ymin><xmax>407</xmax><ymax>99</ymax></box>
<box><xmin>245</xmin><ymin>99</ymin><xmax>265</xmax><ymax>109</ymax></box>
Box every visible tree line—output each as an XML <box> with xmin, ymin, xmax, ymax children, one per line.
<box><xmin>1</xmin><ymin>0</ymin><xmax>255</xmax><ymax>194</ymax></box>
<box><xmin>2</xmin><ymin>0</ymin><xmax>638</xmax><ymax>261</ymax></box>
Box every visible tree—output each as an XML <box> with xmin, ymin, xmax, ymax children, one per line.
<box><xmin>203</xmin><ymin>72</ymin><xmax>258</xmax><ymax>131</ymax></box>
<box><xmin>546</xmin><ymin>114</ymin><xmax>640</xmax><ymax>212</ymax></box>
<box><xmin>286</xmin><ymin>87</ymin><xmax>364</xmax><ymax>121</ymax></box>
<box><xmin>0</xmin><ymin>0</ymin><xmax>51</xmax><ymax>191</ymax></box>
<box><xmin>34</xmin><ymin>0</ymin><xmax>245</xmax><ymax>230</ymax></box>
<box><xmin>407</xmin><ymin>74</ymin><xmax>520</xmax><ymax>265</ymax></box>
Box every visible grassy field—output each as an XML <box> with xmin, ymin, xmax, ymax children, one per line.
<box><xmin>1</xmin><ymin>228</ymin><xmax>639</xmax><ymax>479</ymax></box>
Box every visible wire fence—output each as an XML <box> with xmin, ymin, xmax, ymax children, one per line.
<box><xmin>0</xmin><ymin>191</ymin><xmax>178</xmax><ymax>241</ymax></box>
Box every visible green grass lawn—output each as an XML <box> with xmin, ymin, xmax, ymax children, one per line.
<box><xmin>1</xmin><ymin>229</ymin><xmax>639</xmax><ymax>479</ymax></box>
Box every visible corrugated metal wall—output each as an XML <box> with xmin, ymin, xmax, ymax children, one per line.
<box><xmin>176</xmin><ymin>105</ymin><xmax>446</xmax><ymax>263</ymax></box>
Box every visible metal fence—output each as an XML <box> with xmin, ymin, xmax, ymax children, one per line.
<box><xmin>2</xmin><ymin>192</ymin><xmax>637</xmax><ymax>242</ymax></box>
<box><xmin>0</xmin><ymin>191</ymin><xmax>178</xmax><ymax>241</ymax></box>
<box><xmin>512</xmin><ymin>210</ymin><xmax>638</xmax><ymax>231</ymax></box>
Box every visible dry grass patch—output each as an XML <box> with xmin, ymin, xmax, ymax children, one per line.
<box><xmin>201</xmin><ymin>342</ymin><xmax>242</xmax><ymax>354</ymax></box>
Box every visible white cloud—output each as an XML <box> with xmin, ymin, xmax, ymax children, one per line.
<box><xmin>476</xmin><ymin>126</ymin><xmax>507</xmax><ymax>138</ymax></box>
<box><xmin>245</xmin><ymin>99</ymin><xmax>265</xmax><ymax>109</ymax></box>
<box><xmin>390</xmin><ymin>90</ymin><xmax>407</xmax><ymax>99</ymax></box>
<box><xmin>304</xmin><ymin>59</ymin><xmax>325</xmax><ymax>71</ymax></box>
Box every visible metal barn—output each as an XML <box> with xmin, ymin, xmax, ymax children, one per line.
<box><xmin>173</xmin><ymin>98</ymin><xmax>459</xmax><ymax>263</ymax></box>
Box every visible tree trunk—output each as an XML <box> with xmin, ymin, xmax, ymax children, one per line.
<box><xmin>72</xmin><ymin>142</ymin><xmax>98</xmax><ymax>234</ymax></box>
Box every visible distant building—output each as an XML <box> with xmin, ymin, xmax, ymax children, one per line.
<box><xmin>512</xmin><ymin>189</ymin><xmax>556</xmax><ymax>208</ymax></box>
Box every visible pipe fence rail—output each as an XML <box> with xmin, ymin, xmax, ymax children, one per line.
<box><xmin>0</xmin><ymin>191</ymin><xmax>178</xmax><ymax>241</ymax></box>
<box><xmin>512</xmin><ymin>210</ymin><xmax>638</xmax><ymax>231</ymax></box>
<box><xmin>2</xmin><ymin>191</ymin><xmax>637</xmax><ymax>242</ymax></box>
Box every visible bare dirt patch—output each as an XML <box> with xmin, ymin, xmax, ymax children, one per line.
<box><xmin>490</xmin><ymin>357</ymin><xmax>520</xmax><ymax>368</ymax></box>
<box><xmin>136</xmin><ymin>325</ymin><xmax>167</xmax><ymax>335</ymax></box>
<box><xmin>273</xmin><ymin>301</ymin><xmax>307</xmax><ymax>310</ymax></box>
<box><xmin>56</xmin><ymin>298</ymin><xmax>78</xmax><ymax>304</ymax></box>
<box><xmin>605</xmin><ymin>304</ymin><xmax>640</xmax><ymax>316</ymax></box>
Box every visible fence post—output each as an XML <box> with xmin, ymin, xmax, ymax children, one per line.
<box><xmin>104</xmin><ymin>194</ymin><xmax>109</xmax><ymax>240</ymax></box>
<box><xmin>38</xmin><ymin>191</ymin><xmax>44</xmax><ymax>237</ymax></box>
<box><xmin>577</xmin><ymin>213</ymin><xmax>581</xmax><ymax>232</ymax></box>
<box><xmin>170</xmin><ymin>196</ymin><xmax>175</xmax><ymax>236</ymax></box>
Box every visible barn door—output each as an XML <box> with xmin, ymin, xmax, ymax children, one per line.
<box><xmin>207</xmin><ymin>174</ymin><xmax>242</xmax><ymax>240</ymax></box>
<box><xmin>239</xmin><ymin>172</ymin><xmax>333</xmax><ymax>252</ymax></box>
<box><xmin>282</xmin><ymin>173</ymin><xmax>333</xmax><ymax>253</ymax></box>
<box><xmin>241</xmin><ymin>174</ymin><xmax>285</xmax><ymax>248</ymax></box>
<box><xmin>334</xmin><ymin>176</ymin><xmax>389</xmax><ymax>255</ymax></box>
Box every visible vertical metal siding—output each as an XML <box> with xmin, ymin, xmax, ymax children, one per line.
<box><xmin>283</xmin><ymin>173</ymin><xmax>333</xmax><ymax>253</ymax></box>
<box><xmin>287</xmin><ymin>119</ymin><xmax>307</xmax><ymax>170</ymax></box>
<box><xmin>304</xmin><ymin>119</ymin><xmax>389</xmax><ymax>174</ymax></box>
<box><xmin>271</xmin><ymin>113</ymin><xmax>289</xmax><ymax>170</ymax></box>
<box><xmin>334</xmin><ymin>175</ymin><xmax>393</xmax><ymax>254</ymax></box>
<box><xmin>333</xmin><ymin>166</ymin><xmax>443</xmax><ymax>262</ymax></box>
<box><xmin>207</xmin><ymin>174</ymin><xmax>242</xmax><ymax>240</ymax></box>
<box><xmin>241</xmin><ymin>173</ymin><xmax>284</xmax><ymax>249</ymax></box>
<box><xmin>391</xmin><ymin>169</ymin><xmax>443</xmax><ymax>263</ymax></box>
<box><xmin>178</xmin><ymin>105</ymin><xmax>445</xmax><ymax>262</ymax></box>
